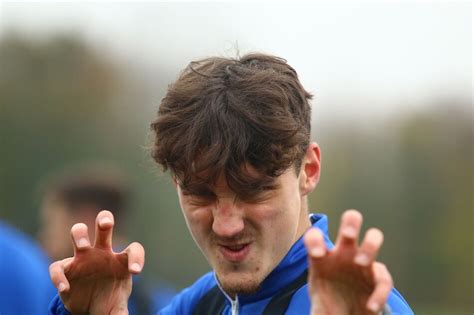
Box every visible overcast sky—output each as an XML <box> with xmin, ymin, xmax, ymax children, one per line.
<box><xmin>1</xmin><ymin>2</ymin><xmax>471</xmax><ymax>123</ymax></box>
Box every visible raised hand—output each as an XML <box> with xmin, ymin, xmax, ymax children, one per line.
<box><xmin>49</xmin><ymin>210</ymin><xmax>145</xmax><ymax>315</ymax></box>
<box><xmin>304</xmin><ymin>210</ymin><xmax>393</xmax><ymax>315</ymax></box>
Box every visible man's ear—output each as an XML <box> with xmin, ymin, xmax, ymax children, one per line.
<box><xmin>299</xmin><ymin>142</ymin><xmax>321</xmax><ymax>196</ymax></box>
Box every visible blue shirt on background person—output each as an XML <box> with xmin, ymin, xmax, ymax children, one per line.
<box><xmin>0</xmin><ymin>220</ymin><xmax>56</xmax><ymax>315</ymax></box>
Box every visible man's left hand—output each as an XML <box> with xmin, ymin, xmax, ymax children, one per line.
<box><xmin>304</xmin><ymin>209</ymin><xmax>393</xmax><ymax>315</ymax></box>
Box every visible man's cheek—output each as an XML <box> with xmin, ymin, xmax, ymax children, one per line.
<box><xmin>252</xmin><ymin>204</ymin><xmax>280</xmax><ymax>221</ymax></box>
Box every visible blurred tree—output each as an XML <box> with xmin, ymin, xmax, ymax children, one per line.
<box><xmin>0</xmin><ymin>34</ymin><xmax>121</xmax><ymax>232</ymax></box>
<box><xmin>396</xmin><ymin>103</ymin><xmax>473</xmax><ymax>310</ymax></box>
<box><xmin>310</xmin><ymin>102</ymin><xmax>473</xmax><ymax>312</ymax></box>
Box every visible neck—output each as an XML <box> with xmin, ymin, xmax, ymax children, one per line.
<box><xmin>295</xmin><ymin>196</ymin><xmax>311</xmax><ymax>241</ymax></box>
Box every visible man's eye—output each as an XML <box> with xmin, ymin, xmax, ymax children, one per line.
<box><xmin>242</xmin><ymin>191</ymin><xmax>273</xmax><ymax>204</ymax></box>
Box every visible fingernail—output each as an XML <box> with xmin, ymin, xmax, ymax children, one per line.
<box><xmin>354</xmin><ymin>253</ymin><xmax>369</xmax><ymax>266</ymax></box>
<box><xmin>310</xmin><ymin>247</ymin><xmax>325</xmax><ymax>258</ymax></box>
<box><xmin>368</xmin><ymin>301</ymin><xmax>379</xmax><ymax>312</ymax></box>
<box><xmin>100</xmin><ymin>217</ymin><xmax>112</xmax><ymax>226</ymax></box>
<box><xmin>130</xmin><ymin>263</ymin><xmax>142</xmax><ymax>272</ymax></box>
<box><xmin>342</xmin><ymin>227</ymin><xmax>357</xmax><ymax>238</ymax></box>
<box><xmin>77</xmin><ymin>238</ymin><xmax>89</xmax><ymax>248</ymax></box>
<box><xmin>58</xmin><ymin>282</ymin><xmax>66</xmax><ymax>292</ymax></box>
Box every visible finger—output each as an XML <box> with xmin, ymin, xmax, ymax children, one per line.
<box><xmin>354</xmin><ymin>228</ymin><xmax>384</xmax><ymax>266</ymax></box>
<box><xmin>304</xmin><ymin>227</ymin><xmax>327</xmax><ymax>259</ymax></box>
<box><xmin>49</xmin><ymin>257</ymin><xmax>73</xmax><ymax>293</ymax></box>
<box><xmin>366</xmin><ymin>262</ymin><xmax>393</xmax><ymax>313</ymax></box>
<box><xmin>94</xmin><ymin>210</ymin><xmax>115</xmax><ymax>249</ymax></box>
<box><xmin>118</xmin><ymin>242</ymin><xmax>145</xmax><ymax>274</ymax></box>
<box><xmin>71</xmin><ymin>223</ymin><xmax>91</xmax><ymax>255</ymax></box>
<box><xmin>336</xmin><ymin>209</ymin><xmax>363</xmax><ymax>248</ymax></box>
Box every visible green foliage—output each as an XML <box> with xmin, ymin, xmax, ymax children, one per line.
<box><xmin>0</xmin><ymin>34</ymin><xmax>120</xmax><ymax>231</ymax></box>
<box><xmin>311</xmin><ymin>104</ymin><xmax>473</xmax><ymax>311</ymax></box>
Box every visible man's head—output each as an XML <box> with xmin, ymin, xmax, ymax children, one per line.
<box><xmin>151</xmin><ymin>53</ymin><xmax>321</xmax><ymax>296</ymax></box>
<box><xmin>38</xmin><ymin>164</ymin><xmax>129</xmax><ymax>260</ymax></box>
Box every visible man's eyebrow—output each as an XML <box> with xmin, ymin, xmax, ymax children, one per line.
<box><xmin>234</xmin><ymin>181</ymin><xmax>279</xmax><ymax>198</ymax></box>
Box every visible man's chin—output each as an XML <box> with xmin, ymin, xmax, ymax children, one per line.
<box><xmin>216</xmin><ymin>269</ymin><xmax>263</xmax><ymax>296</ymax></box>
<box><xmin>220</xmin><ymin>278</ymin><xmax>261</xmax><ymax>296</ymax></box>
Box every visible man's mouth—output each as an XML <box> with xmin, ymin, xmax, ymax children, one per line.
<box><xmin>219</xmin><ymin>243</ymin><xmax>251</xmax><ymax>262</ymax></box>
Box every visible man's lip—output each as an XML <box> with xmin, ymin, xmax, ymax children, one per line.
<box><xmin>218</xmin><ymin>242</ymin><xmax>251</xmax><ymax>248</ymax></box>
<box><xmin>218</xmin><ymin>243</ymin><xmax>251</xmax><ymax>262</ymax></box>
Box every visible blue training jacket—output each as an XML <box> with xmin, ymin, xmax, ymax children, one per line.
<box><xmin>49</xmin><ymin>214</ymin><xmax>413</xmax><ymax>315</ymax></box>
<box><xmin>158</xmin><ymin>214</ymin><xmax>413</xmax><ymax>315</ymax></box>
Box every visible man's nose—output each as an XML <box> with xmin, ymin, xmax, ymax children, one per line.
<box><xmin>212</xmin><ymin>200</ymin><xmax>244</xmax><ymax>238</ymax></box>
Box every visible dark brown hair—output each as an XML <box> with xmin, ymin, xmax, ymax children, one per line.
<box><xmin>41</xmin><ymin>164</ymin><xmax>129</xmax><ymax>218</ymax></box>
<box><xmin>150</xmin><ymin>53</ymin><xmax>313</xmax><ymax>199</ymax></box>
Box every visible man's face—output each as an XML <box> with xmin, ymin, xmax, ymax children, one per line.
<box><xmin>177</xmin><ymin>167</ymin><xmax>312</xmax><ymax>296</ymax></box>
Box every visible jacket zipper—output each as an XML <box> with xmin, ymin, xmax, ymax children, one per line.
<box><xmin>230</xmin><ymin>296</ymin><xmax>239</xmax><ymax>315</ymax></box>
<box><xmin>214</xmin><ymin>273</ymin><xmax>240</xmax><ymax>315</ymax></box>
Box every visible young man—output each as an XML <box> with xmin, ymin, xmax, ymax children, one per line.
<box><xmin>49</xmin><ymin>53</ymin><xmax>413</xmax><ymax>314</ymax></box>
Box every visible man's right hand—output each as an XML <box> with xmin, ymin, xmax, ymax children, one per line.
<box><xmin>49</xmin><ymin>210</ymin><xmax>145</xmax><ymax>315</ymax></box>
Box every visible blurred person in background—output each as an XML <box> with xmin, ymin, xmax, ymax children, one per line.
<box><xmin>38</xmin><ymin>164</ymin><xmax>175</xmax><ymax>314</ymax></box>
<box><xmin>0</xmin><ymin>220</ymin><xmax>56</xmax><ymax>314</ymax></box>
<box><xmin>48</xmin><ymin>54</ymin><xmax>413</xmax><ymax>314</ymax></box>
